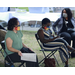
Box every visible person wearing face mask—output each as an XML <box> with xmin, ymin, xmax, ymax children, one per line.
<box><xmin>4</xmin><ymin>17</ymin><xmax>39</xmax><ymax>67</ymax></box>
<box><xmin>37</xmin><ymin>18</ymin><xmax>75</xmax><ymax>67</ymax></box>
<box><xmin>52</xmin><ymin>8</ymin><xmax>75</xmax><ymax>50</ymax></box>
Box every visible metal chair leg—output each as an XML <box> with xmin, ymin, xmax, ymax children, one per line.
<box><xmin>42</xmin><ymin>50</ymin><xmax>46</xmax><ymax>58</ymax></box>
<box><xmin>39</xmin><ymin>50</ymin><xmax>58</xmax><ymax>66</ymax></box>
<box><xmin>18</xmin><ymin>62</ymin><xmax>25</xmax><ymax>67</ymax></box>
<box><xmin>53</xmin><ymin>54</ymin><xmax>59</xmax><ymax>66</ymax></box>
<box><xmin>0</xmin><ymin>48</ymin><xmax>4</xmax><ymax>57</ymax></box>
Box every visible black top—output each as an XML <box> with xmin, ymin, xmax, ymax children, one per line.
<box><xmin>60</xmin><ymin>19</ymin><xmax>74</xmax><ymax>33</ymax></box>
<box><xmin>67</xmin><ymin>20</ymin><xmax>74</xmax><ymax>28</ymax></box>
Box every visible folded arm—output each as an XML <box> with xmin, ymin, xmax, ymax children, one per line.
<box><xmin>37</xmin><ymin>29</ymin><xmax>58</xmax><ymax>43</ymax></box>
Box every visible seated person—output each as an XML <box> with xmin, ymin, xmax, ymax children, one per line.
<box><xmin>4</xmin><ymin>17</ymin><xmax>39</xmax><ymax>67</ymax></box>
<box><xmin>37</xmin><ymin>18</ymin><xmax>75</xmax><ymax>67</ymax></box>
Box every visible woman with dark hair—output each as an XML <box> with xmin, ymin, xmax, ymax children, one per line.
<box><xmin>37</xmin><ymin>18</ymin><xmax>75</xmax><ymax>67</ymax></box>
<box><xmin>4</xmin><ymin>17</ymin><xmax>39</xmax><ymax>67</ymax></box>
<box><xmin>52</xmin><ymin>8</ymin><xmax>75</xmax><ymax>49</ymax></box>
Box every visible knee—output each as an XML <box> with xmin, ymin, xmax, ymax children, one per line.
<box><xmin>64</xmin><ymin>34</ymin><xmax>71</xmax><ymax>39</ymax></box>
<box><xmin>60</xmin><ymin>32</ymin><xmax>71</xmax><ymax>39</ymax></box>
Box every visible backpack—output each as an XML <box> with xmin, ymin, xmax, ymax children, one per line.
<box><xmin>44</xmin><ymin>58</ymin><xmax>56</xmax><ymax>67</ymax></box>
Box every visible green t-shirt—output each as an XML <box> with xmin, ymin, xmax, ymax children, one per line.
<box><xmin>4</xmin><ymin>30</ymin><xmax>23</xmax><ymax>58</ymax></box>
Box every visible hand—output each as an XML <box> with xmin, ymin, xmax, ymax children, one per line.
<box><xmin>52</xmin><ymin>34</ymin><xmax>55</xmax><ymax>37</ymax></box>
<box><xmin>56</xmin><ymin>35</ymin><xmax>60</xmax><ymax>38</ymax></box>
<box><xmin>54</xmin><ymin>35</ymin><xmax>60</xmax><ymax>39</ymax></box>
<box><xmin>18</xmin><ymin>51</ymin><xmax>22</xmax><ymax>56</ymax></box>
<box><xmin>55</xmin><ymin>32</ymin><xmax>58</xmax><ymax>35</ymax></box>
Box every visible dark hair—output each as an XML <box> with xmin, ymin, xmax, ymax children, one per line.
<box><xmin>8</xmin><ymin>17</ymin><xmax>18</xmax><ymax>30</ymax></box>
<box><xmin>61</xmin><ymin>8</ymin><xmax>72</xmax><ymax>20</ymax></box>
<box><xmin>42</xmin><ymin>18</ymin><xmax>51</xmax><ymax>25</ymax></box>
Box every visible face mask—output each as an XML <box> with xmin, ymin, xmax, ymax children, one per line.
<box><xmin>15</xmin><ymin>25</ymin><xmax>20</xmax><ymax>31</ymax></box>
<box><xmin>63</xmin><ymin>13</ymin><xmax>68</xmax><ymax>18</ymax></box>
<box><xmin>44</xmin><ymin>26</ymin><xmax>50</xmax><ymax>30</ymax></box>
<box><xmin>47</xmin><ymin>26</ymin><xmax>50</xmax><ymax>29</ymax></box>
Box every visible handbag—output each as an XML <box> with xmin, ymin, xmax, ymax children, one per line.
<box><xmin>44</xmin><ymin>58</ymin><xmax>56</xmax><ymax>67</ymax></box>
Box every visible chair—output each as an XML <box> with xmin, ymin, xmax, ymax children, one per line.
<box><xmin>35</xmin><ymin>33</ymin><xmax>59</xmax><ymax>66</ymax></box>
<box><xmin>0</xmin><ymin>20</ymin><xmax>7</xmax><ymax>27</ymax></box>
<box><xmin>0</xmin><ymin>41</ymin><xmax>25</xmax><ymax>67</ymax></box>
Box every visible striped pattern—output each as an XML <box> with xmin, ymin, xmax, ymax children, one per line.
<box><xmin>39</xmin><ymin>28</ymin><xmax>69</xmax><ymax>63</ymax></box>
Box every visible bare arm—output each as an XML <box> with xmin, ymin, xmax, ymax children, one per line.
<box><xmin>37</xmin><ymin>29</ymin><xmax>58</xmax><ymax>43</ymax></box>
<box><xmin>6</xmin><ymin>37</ymin><xmax>22</xmax><ymax>56</ymax></box>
